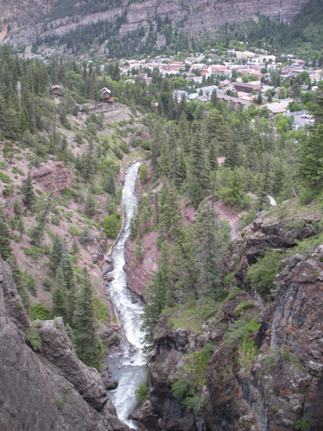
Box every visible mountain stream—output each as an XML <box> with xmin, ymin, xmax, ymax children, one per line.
<box><xmin>106</xmin><ymin>162</ymin><xmax>146</xmax><ymax>429</ymax></box>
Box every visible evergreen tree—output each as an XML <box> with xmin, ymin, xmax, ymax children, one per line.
<box><xmin>104</xmin><ymin>171</ymin><xmax>115</xmax><ymax>196</ymax></box>
<box><xmin>60</xmin><ymin>251</ymin><xmax>74</xmax><ymax>290</ymax></box>
<box><xmin>208</xmin><ymin>139</ymin><xmax>218</xmax><ymax>172</ymax></box>
<box><xmin>21</xmin><ymin>168</ymin><xmax>35</xmax><ymax>211</ymax></box>
<box><xmin>30</xmin><ymin>194</ymin><xmax>52</xmax><ymax>246</ymax></box>
<box><xmin>84</xmin><ymin>193</ymin><xmax>96</xmax><ymax>217</ymax></box>
<box><xmin>258</xmin><ymin>160</ymin><xmax>272</xmax><ymax>210</ymax></box>
<box><xmin>171</xmin><ymin>228</ymin><xmax>197</xmax><ymax>303</ymax></box>
<box><xmin>159</xmin><ymin>184</ymin><xmax>181</xmax><ymax>240</ymax></box>
<box><xmin>73</xmin><ymin>270</ymin><xmax>101</xmax><ymax>368</ymax></box>
<box><xmin>0</xmin><ymin>206</ymin><xmax>11</xmax><ymax>260</ymax></box>
<box><xmin>194</xmin><ymin>201</ymin><xmax>229</xmax><ymax>297</ymax></box>
<box><xmin>189</xmin><ymin>130</ymin><xmax>210</xmax><ymax>208</ymax></box>
<box><xmin>298</xmin><ymin>83</ymin><xmax>323</xmax><ymax>190</ymax></box>
<box><xmin>298</xmin><ymin>129</ymin><xmax>323</xmax><ymax>190</ymax></box>
<box><xmin>50</xmin><ymin>235</ymin><xmax>64</xmax><ymax>271</ymax></box>
<box><xmin>53</xmin><ymin>267</ymin><xmax>68</xmax><ymax>321</ymax></box>
<box><xmin>143</xmin><ymin>241</ymin><xmax>170</xmax><ymax>344</ymax></box>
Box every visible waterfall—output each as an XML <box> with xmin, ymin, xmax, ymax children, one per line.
<box><xmin>106</xmin><ymin>162</ymin><xmax>146</xmax><ymax>429</ymax></box>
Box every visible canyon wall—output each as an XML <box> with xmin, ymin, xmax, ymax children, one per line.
<box><xmin>133</xmin><ymin>210</ymin><xmax>323</xmax><ymax>431</ymax></box>
<box><xmin>0</xmin><ymin>257</ymin><xmax>128</xmax><ymax>431</ymax></box>
<box><xmin>0</xmin><ymin>0</ymin><xmax>311</xmax><ymax>51</ymax></box>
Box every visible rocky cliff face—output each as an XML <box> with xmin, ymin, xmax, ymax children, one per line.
<box><xmin>0</xmin><ymin>257</ymin><xmax>128</xmax><ymax>431</ymax></box>
<box><xmin>0</xmin><ymin>0</ymin><xmax>311</xmax><ymax>53</ymax></box>
<box><xmin>134</xmin><ymin>211</ymin><xmax>323</xmax><ymax>431</ymax></box>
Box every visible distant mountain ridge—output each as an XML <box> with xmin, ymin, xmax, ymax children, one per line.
<box><xmin>0</xmin><ymin>0</ymin><xmax>312</xmax><ymax>55</ymax></box>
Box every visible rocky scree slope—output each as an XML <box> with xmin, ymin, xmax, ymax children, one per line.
<box><xmin>0</xmin><ymin>257</ymin><xmax>128</xmax><ymax>431</ymax></box>
<box><xmin>134</xmin><ymin>207</ymin><xmax>323</xmax><ymax>431</ymax></box>
<box><xmin>0</xmin><ymin>0</ymin><xmax>311</xmax><ymax>54</ymax></box>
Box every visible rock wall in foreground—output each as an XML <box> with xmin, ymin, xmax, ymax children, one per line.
<box><xmin>135</xmin><ymin>213</ymin><xmax>323</xmax><ymax>431</ymax></box>
<box><xmin>0</xmin><ymin>258</ymin><xmax>128</xmax><ymax>431</ymax></box>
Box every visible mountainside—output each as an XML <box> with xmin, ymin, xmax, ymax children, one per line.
<box><xmin>0</xmin><ymin>0</ymin><xmax>311</xmax><ymax>55</ymax></box>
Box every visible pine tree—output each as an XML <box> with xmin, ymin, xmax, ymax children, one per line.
<box><xmin>53</xmin><ymin>267</ymin><xmax>68</xmax><ymax>321</ymax></box>
<box><xmin>171</xmin><ymin>228</ymin><xmax>197</xmax><ymax>303</ymax></box>
<box><xmin>60</xmin><ymin>251</ymin><xmax>74</xmax><ymax>290</ymax></box>
<box><xmin>84</xmin><ymin>193</ymin><xmax>96</xmax><ymax>217</ymax></box>
<box><xmin>194</xmin><ymin>201</ymin><xmax>229</xmax><ymax>297</ymax></box>
<box><xmin>73</xmin><ymin>270</ymin><xmax>101</xmax><ymax>368</ymax></box>
<box><xmin>208</xmin><ymin>139</ymin><xmax>218</xmax><ymax>172</ymax></box>
<box><xmin>105</xmin><ymin>171</ymin><xmax>115</xmax><ymax>196</ymax></box>
<box><xmin>225</xmin><ymin>134</ymin><xmax>241</xmax><ymax>169</ymax></box>
<box><xmin>159</xmin><ymin>184</ymin><xmax>181</xmax><ymax>240</ymax></box>
<box><xmin>258</xmin><ymin>160</ymin><xmax>272</xmax><ymax>210</ymax></box>
<box><xmin>50</xmin><ymin>235</ymin><xmax>64</xmax><ymax>271</ymax></box>
<box><xmin>21</xmin><ymin>168</ymin><xmax>35</xmax><ymax>211</ymax></box>
<box><xmin>0</xmin><ymin>206</ymin><xmax>11</xmax><ymax>260</ymax></box>
<box><xmin>298</xmin><ymin>126</ymin><xmax>323</xmax><ymax>190</ymax></box>
<box><xmin>143</xmin><ymin>241</ymin><xmax>170</xmax><ymax>344</ymax></box>
<box><xmin>298</xmin><ymin>82</ymin><xmax>323</xmax><ymax>190</ymax></box>
<box><xmin>30</xmin><ymin>194</ymin><xmax>52</xmax><ymax>246</ymax></box>
<box><xmin>189</xmin><ymin>130</ymin><xmax>210</xmax><ymax>208</ymax></box>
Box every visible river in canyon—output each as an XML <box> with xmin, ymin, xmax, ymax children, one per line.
<box><xmin>106</xmin><ymin>162</ymin><xmax>146</xmax><ymax>429</ymax></box>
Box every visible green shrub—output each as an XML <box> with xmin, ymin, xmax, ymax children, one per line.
<box><xmin>299</xmin><ymin>187</ymin><xmax>316</xmax><ymax>205</ymax></box>
<box><xmin>171</xmin><ymin>343</ymin><xmax>213</xmax><ymax>412</ymax></box>
<box><xmin>223</xmin><ymin>272</ymin><xmax>236</xmax><ymax>288</ymax></box>
<box><xmin>26</xmin><ymin>328</ymin><xmax>42</xmax><ymax>351</ymax></box>
<box><xmin>0</xmin><ymin>171</ymin><xmax>12</xmax><ymax>184</ymax></box>
<box><xmin>21</xmin><ymin>272</ymin><xmax>37</xmax><ymax>296</ymax></box>
<box><xmin>112</xmin><ymin>146</ymin><xmax>123</xmax><ymax>160</ymax></box>
<box><xmin>119</xmin><ymin>141</ymin><xmax>130</xmax><ymax>154</ymax></box>
<box><xmin>23</xmin><ymin>246</ymin><xmax>45</xmax><ymax>260</ymax></box>
<box><xmin>12</xmin><ymin>166</ymin><xmax>24</xmax><ymax>176</ymax></box>
<box><xmin>240</xmin><ymin>335</ymin><xmax>258</xmax><ymax>369</ymax></box>
<box><xmin>93</xmin><ymin>298</ymin><xmax>109</xmax><ymax>322</ymax></box>
<box><xmin>246</xmin><ymin>250</ymin><xmax>283</xmax><ymax>296</ymax></box>
<box><xmin>29</xmin><ymin>303</ymin><xmax>52</xmax><ymax>320</ymax></box>
<box><xmin>234</xmin><ymin>301</ymin><xmax>255</xmax><ymax>314</ymax></box>
<box><xmin>79</xmin><ymin>229</ymin><xmax>93</xmax><ymax>245</ymax></box>
<box><xmin>136</xmin><ymin>383</ymin><xmax>149</xmax><ymax>403</ymax></box>
<box><xmin>69</xmin><ymin>225</ymin><xmax>81</xmax><ymax>236</ymax></box>
<box><xmin>295</xmin><ymin>415</ymin><xmax>311</xmax><ymax>431</ymax></box>
<box><xmin>139</xmin><ymin>164</ymin><xmax>148</xmax><ymax>184</ymax></box>
<box><xmin>225</xmin><ymin>318</ymin><xmax>261</xmax><ymax>369</ymax></box>
<box><xmin>55</xmin><ymin>397</ymin><xmax>65</xmax><ymax>409</ymax></box>
<box><xmin>3</xmin><ymin>184</ymin><xmax>14</xmax><ymax>196</ymax></box>
<box><xmin>103</xmin><ymin>213</ymin><xmax>121</xmax><ymax>239</ymax></box>
<box><xmin>239</xmin><ymin>209</ymin><xmax>257</xmax><ymax>229</ymax></box>
<box><xmin>225</xmin><ymin>318</ymin><xmax>260</xmax><ymax>347</ymax></box>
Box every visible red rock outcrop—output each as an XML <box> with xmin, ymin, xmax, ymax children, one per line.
<box><xmin>31</xmin><ymin>161</ymin><xmax>73</xmax><ymax>194</ymax></box>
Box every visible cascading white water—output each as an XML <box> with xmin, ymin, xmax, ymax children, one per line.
<box><xmin>107</xmin><ymin>162</ymin><xmax>146</xmax><ymax>429</ymax></box>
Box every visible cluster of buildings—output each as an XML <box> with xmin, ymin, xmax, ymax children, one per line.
<box><xmin>116</xmin><ymin>49</ymin><xmax>321</xmax><ymax>128</ymax></box>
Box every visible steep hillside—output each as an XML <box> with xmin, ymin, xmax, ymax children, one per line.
<box><xmin>134</xmin><ymin>206</ymin><xmax>323</xmax><ymax>431</ymax></box>
<box><xmin>0</xmin><ymin>256</ymin><xmax>128</xmax><ymax>430</ymax></box>
<box><xmin>0</xmin><ymin>0</ymin><xmax>311</xmax><ymax>55</ymax></box>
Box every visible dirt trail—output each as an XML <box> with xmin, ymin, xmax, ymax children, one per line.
<box><xmin>212</xmin><ymin>200</ymin><xmax>242</xmax><ymax>240</ymax></box>
<box><xmin>182</xmin><ymin>198</ymin><xmax>242</xmax><ymax>241</ymax></box>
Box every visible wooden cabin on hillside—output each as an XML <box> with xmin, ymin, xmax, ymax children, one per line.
<box><xmin>99</xmin><ymin>87</ymin><xmax>115</xmax><ymax>104</ymax></box>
